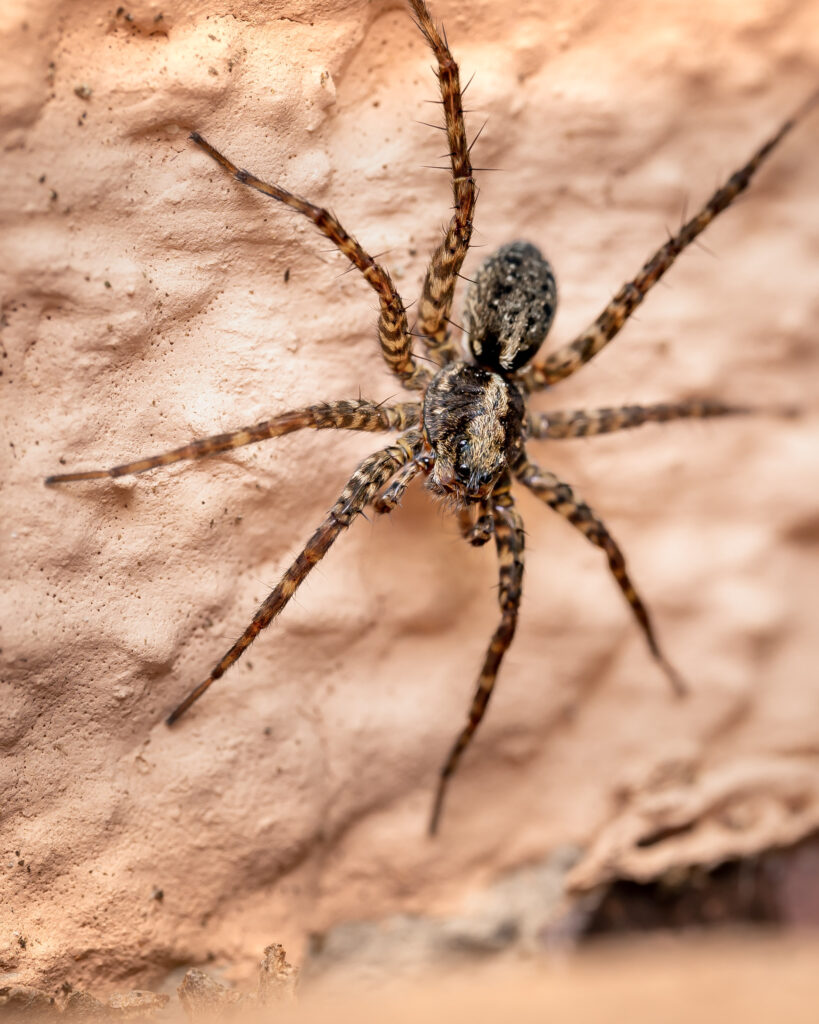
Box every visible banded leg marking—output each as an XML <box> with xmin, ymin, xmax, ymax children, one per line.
<box><xmin>45</xmin><ymin>400</ymin><xmax>420</xmax><ymax>483</ymax></box>
<box><xmin>523</xmin><ymin>94</ymin><xmax>819</xmax><ymax>391</ymax></box>
<box><xmin>430</xmin><ymin>477</ymin><xmax>524</xmax><ymax>834</ymax></box>
<box><xmin>410</xmin><ymin>0</ymin><xmax>476</xmax><ymax>364</ymax></box>
<box><xmin>190</xmin><ymin>132</ymin><xmax>429</xmax><ymax>391</ymax></box>
<box><xmin>515</xmin><ymin>454</ymin><xmax>686</xmax><ymax>697</ymax></box>
<box><xmin>372</xmin><ymin>457</ymin><xmax>426</xmax><ymax>513</ymax></box>
<box><xmin>457</xmin><ymin>499</ymin><xmax>494</xmax><ymax>546</ymax></box>
<box><xmin>166</xmin><ymin>431</ymin><xmax>424</xmax><ymax>723</ymax></box>
<box><xmin>527</xmin><ymin>398</ymin><xmax>752</xmax><ymax>440</ymax></box>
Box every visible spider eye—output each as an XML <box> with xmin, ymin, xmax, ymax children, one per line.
<box><xmin>454</xmin><ymin>439</ymin><xmax>471</xmax><ymax>484</ymax></box>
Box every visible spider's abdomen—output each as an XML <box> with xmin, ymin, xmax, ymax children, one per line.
<box><xmin>422</xmin><ymin>362</ymin><xmax>525</xmax><ymax>501</ymax></box>
<box><xmin>465</xmin><ymin>241</ymin><xmax>557</xmax><ymax>373</ymax></box>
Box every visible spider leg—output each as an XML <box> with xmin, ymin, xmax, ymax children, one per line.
<box><xmin>189</xmin><ymin>132</ymin><xmax>430</xmax><ymax>391</ymax></box>
<box><xmin>429</xmin><ymin>475</ymin><xmax>524</xmax><ymax>835</ymax></box>
<box><xmin>410</xmin><ymin>0</ymin><xmax>476</xmax><ymax>364</ymax></box>
<box><xmin>372</xmin><ymin>454</ymin><xmax>431</xmax><ymax>513</ymax></box>
<box><xmin>457</xmin><ymin>499</ymin><xmax>494</xmax><ymax>546</ymax></box>
<box><xmin>166</xmin><ymin>430</ymin><xmax>424</xmax><ymax>723</ymax></box>
<box><xmin>45</xmin><ymin>400</ymin><xmax>420</xmax><ymax>483</ymax></box>
<box><xmin>527</xmin><ymin>398</ymin><xmax>755</xmax><ymax>440</ymax></box>
<box><xmin>515</xmin><ymin>452</ymin><xmax>687</xmax><ymax>697</ymax></box>
<box><xmin>522</xmin><ymin>92</ymin><xmax>819</xmax><ymax>391</ymax></box>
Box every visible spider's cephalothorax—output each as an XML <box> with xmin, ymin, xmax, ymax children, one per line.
<box><xmin>46</xmin><ymin>0</ymin><xmax>816</xmax><ymax>835</ymax></box>
<box><xmin>423</xmin><ymin>361</ymin><xmax>525</xmax><ymax>503</ymax></box>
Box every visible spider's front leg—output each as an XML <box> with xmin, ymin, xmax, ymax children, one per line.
<box><xmin>429</xmin><ymin>474</ymin><xmax>524</xmax><ymax>835</ymax></box>
<box><xmin>166</xmin><ymin>431</ymin><xmax>424</xmax><ymax>724</ymax></box>
<box><xmin>514</xmin><ymin>451</ymin><xmax>686</xmax><ymax>697</ymax></box>
<box><xmin>45</xmin><ymin>400</ymin><xmax>419</xmax><ymax>483</ymax></box>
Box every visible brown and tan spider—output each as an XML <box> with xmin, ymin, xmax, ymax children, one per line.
<box><xmin>46</xmin><ymin>0</ymin><xmax>816</xmax><ymax>834</ymax></box>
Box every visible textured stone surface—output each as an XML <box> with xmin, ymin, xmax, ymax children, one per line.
<box><xmin>2</xmin><ymin>0</ymin><xmax>818</xmax><ymax>992</ymax></box>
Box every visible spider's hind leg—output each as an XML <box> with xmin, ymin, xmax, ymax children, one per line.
<box><xmin>189</xmin><ymin>132</ymin><xmax>429</xmax><ymax>391</ymax></box>
<box><xmin>515</xmin><ymin>451</ymin><xmax>686</xmax><ymax>697</ymax></box>
<box><xmin>166</xmin><ymin>430</ymin><xmax>424</xmax><ymax>724</ymax></box>
<box><xmin>410</xmin><ymin>0</ymin><xmax>477</xmax><ymax>365</ymax></box>
<box><xmin>430</xmin><ymin>474</ymin><xmax>524</xmax><ymax>834</ymax></box>
<box><xmin>523</xmin><ymin>92</ymin><xmax>819</xmax><ymax>391</ymax></box>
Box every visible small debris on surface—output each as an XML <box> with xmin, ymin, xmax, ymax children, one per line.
<box><xmin>0</xmin><ymin>984</ymin><xmax>56</xmax><ymax>1019</ymax></box>
<box><xmin>177</xmin><ymin>944</ymin><xmax>298</xmax><ymax>1021</ymax></box>
<box><xmin>177</xmin><ymin>971</ymin><xmax>245</xmax><ymax>1022</ymax></box>
<box><xmin>73</xmin><ymin>84</ymin><xmax>92</xmax><ymax>100</ymax></box>
<box><xmin>62</xmin><ymin>990</ymin><xmax>110</xmax><ymax>1019</ymax></box>
<box><xmin>257</xmin><ymin>944</ymin><xmax>298</xmax><ymax>1006</ymax></box>
<box><xmin>106</xmin><ymin>991</ymin><xmax>169</xmax><ymax>1018</ymax></box>
<box><xmin>0</xmin><ymin>983</ymin><xmax>168</xmax><ymax>1021</ymax></box>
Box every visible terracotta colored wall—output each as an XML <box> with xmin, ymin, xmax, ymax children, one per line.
<box><xmin>2</xmin><ymin>0</ymin><xmax>818</xmax><ymax>991</ymax></box>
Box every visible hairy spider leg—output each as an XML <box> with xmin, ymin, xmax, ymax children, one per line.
<box><xmin>429</xmin><ymin>477</ymin><xmax>524</xmax><ymax>834</ymax></box>
<box><xmin>410</xmin><ymin>0</ymin><xmax>477</xmax><ymax>365</ymax></box>
<box><xmin>515</xmin><ymin>453</ymin><xmax>686</xmax><ymax>697</ymax></box>
<box><xmin>45</xmin><ymin>401</ymin><xmax>420</xmax><ymax>483</ymax></box>
<box><xmin>457</xmin><ymin>499</ymin><xmax>494</xmax><ymax>546</ymax></box>
<box><xmin>523</xmin><ymin>92</ymin><xmax>819</xmax><ymax>391</ymax></box>
<box><xmin>526</xmin><ymin>398</ymin><xmax>755</xmax><ymax>441</ymax></box>
<box><xmin>372</xmin><ymin>455</ymin><xmax>430</xmax><ymax>512</ymax></box>
<box><xmin>166</xmin><ymin>431</ymin><xmax>424</xmax><ymax>724</ymax></box>
<box><xmin>189</xmin><ymin>132</ymin><xmax>430</xmax><ymax>392</ymax></box>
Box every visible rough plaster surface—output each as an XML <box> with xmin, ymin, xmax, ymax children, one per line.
<box><xmin>1</xmin><ymin>0</ymin><xmax>818</xmax><ymax>992</ymax></box>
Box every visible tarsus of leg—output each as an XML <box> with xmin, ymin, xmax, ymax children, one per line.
<box><xmin>166</xmin><ymin>431</ymin><xmax>423</xmax><ymax>724</ymax></box>
<box><xmin>515</xmin><ymin>453</ymin><xmax>687</xmax><ymax>698</ymax></box>
<box><xmin>429</xmin><ymin>477</ymin><xmax>524</xmax><ymax>835</ymax></box>
<box><xmin>189</xmin><ymin>131</ymin><xmax>430</xmax><ymax>391</ymax></box>
<box><xmin>409</xmin><ymin>0</ymin><xmax>476</xmax><ymax>365</ymax></box>
<box><xmin>522</xmin><ymin>91</ymin><xmax>819</xmax><ymax>392</ymax></box>
<box><xmin>527</xmin><ymin>398</ymin><xmax>753</xmax><ymax>440</ymax></box>
<box><xmin>45</xmin><ymin>400</ymin><xmax>420</xmax><ymax>484</ymax></box>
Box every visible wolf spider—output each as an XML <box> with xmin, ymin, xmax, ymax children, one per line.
<box><xmin>46</xmin><ymin>0</ymin><xmax>816</xmax><ymax>834</ymax></box>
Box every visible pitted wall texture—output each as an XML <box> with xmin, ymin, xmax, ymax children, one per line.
<box><xmin>2</xmin><ymin>0</ymin><xmax>818</xmax><ymax>991</ymax></box>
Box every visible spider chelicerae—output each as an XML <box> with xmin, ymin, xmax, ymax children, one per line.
<box><xmin>46</xmin><ymin>0</ymin><xmax>816</xmax><ymax>834</ymax></box>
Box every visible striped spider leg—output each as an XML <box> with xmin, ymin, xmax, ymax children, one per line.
<box><xmin>45</xmin><ymin>401</ymin><xmax>420</xmax><ymax>484</ymax></box>
<box><xmin>411</xmin><ymin>0</ymin><xmax>477</xmax><ymax>365</ymax></box>
<box><xmin>431</xmin><ymin>478</ymin><xmax>525</xmax><ymax>835</ymax></box>
<box><xmin>519</xmin><ymin>89</ymin><xmax>819</xmax><ymax>392</ymax></box>
<box><xmin>168</xmin><ymin>431</ymin><xmax>424</xmax><ymax>724</ymax></box>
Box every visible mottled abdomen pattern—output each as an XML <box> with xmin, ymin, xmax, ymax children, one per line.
<box><xmin>465</xmin><ymin>241</ymin><xmax>557</xmax><ymax>372</ymax></box>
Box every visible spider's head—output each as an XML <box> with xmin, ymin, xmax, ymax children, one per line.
<box><xmin>422</xmin><ymin>363</ymin><xmax>525</xmax><ymax>504</ymax></box>
<box><xmin>465</xmin><ymin>241</ymin><xmax>557</xmax><ymax>373</ymax></box>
